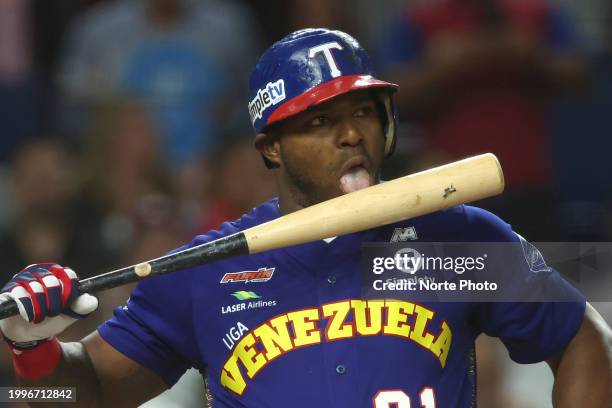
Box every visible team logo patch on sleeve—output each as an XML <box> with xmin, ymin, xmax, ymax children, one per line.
<box><xmin>221</xmin><ymin>268</ymin><xmax>275</xmax><ymax>283</ymax></box>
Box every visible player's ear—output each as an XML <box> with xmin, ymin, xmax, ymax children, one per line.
<box><xmin>254</xmin><ymin>132</ymin><xmax>281</xmax><ymax>169</ymax></box>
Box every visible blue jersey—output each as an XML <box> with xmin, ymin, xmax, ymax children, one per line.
<box><xmin>98</xmin><ymin>198</ymin><xmax>585</xmax><ymax>407</ymax></box>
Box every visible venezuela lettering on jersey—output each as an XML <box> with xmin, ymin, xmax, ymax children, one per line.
<box><xmin>220</xmin><ymin>299</ymin><xmax>452</xmax><ymax>395</ymax></box>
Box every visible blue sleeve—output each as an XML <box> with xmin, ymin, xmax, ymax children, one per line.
<box><xmin>378</xmin><ymin>16</ymin><xmax>425</xmax><ymax>66</ymax></box>
<box><xmin>544</xmin><ymin>7</ymin><xmax>583</xmax><ymax>52</ymax></box>
<box><xmin>465</xmin><ymin>206</ymin><xmax>586</xmax><ymax>363</ymax></box>
<box><xmin>96</xmin><ymin>225</ymin><xmax>241</xmax><ymax>386</ymax></box>
<box><xmin>97</xmin><ymin>267</ymin><xmax>199</xmax><ymax>387</ymax></box>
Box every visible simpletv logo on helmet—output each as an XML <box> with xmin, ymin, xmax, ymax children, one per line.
<box><xmin>249</xmin><ymin>79</ymin><xmax>286</xmax><ymax>125</ymax></box>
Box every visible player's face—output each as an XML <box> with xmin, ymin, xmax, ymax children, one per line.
<box><xmin>266</xmin><ymin>90</ymin><xmax>386</xmax><ymax>208</ymax></box>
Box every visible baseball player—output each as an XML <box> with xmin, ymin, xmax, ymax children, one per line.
<box><xmin>1</xmin><ymin>28</ymin><xmax>611</xmax><ymax>407</ymax></box>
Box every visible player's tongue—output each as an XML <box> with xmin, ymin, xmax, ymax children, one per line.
<box><xmin>340</xmin><ymin>166</ymin><xmax>371</xmax><ymax>194</ymax></box>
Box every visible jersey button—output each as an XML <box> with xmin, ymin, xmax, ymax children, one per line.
<box><xmin>327</xmin><ymin>275</ymin><xmax>337</xmax><ymax>284</ymax></box>
<box><xmin>335</xmin><ymin>364</ymin><xmax>346</xmax><ymax>375</ymax></box>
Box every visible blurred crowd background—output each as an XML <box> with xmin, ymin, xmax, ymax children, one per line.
<box><xmin>0</xmin><ymin>0</ymin><xmax>610</xmax><ymax>406</ymax></box>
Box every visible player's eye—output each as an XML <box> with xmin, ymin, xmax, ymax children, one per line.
<box><xmin>308</xmin><ymin>115</ymin><xmax>329</xmax><ymax>127</ymax></box>
<box><xmin>354</xmin><ymin>105</ymin><xmax>374</xmax><ymax>118</ymax></box>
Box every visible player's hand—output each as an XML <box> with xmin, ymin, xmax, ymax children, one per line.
<box><xmin>0</xmin><ymin>263</ymin><xmax>98</xmax><ymax>345</ymax></box>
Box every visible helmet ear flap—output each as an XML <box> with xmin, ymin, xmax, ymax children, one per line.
<box><xmin>378</xmin><ymin>92</ymin><xmax>397</xmax><ymax>157</ymax></box>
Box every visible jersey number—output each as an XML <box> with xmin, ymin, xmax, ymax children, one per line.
<box><xmin>373</xmin><ymin>387</ymin><xmax>436</xmax><ymax>408</ymax></box>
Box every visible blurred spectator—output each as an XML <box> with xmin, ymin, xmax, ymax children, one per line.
<box><xmin>553</xmin><ymin>56</ymin><xmax>612</xmax><ymax>241</ymax></box>
<box><xmin>291</xmin><ymin>0</ymin><xmax>346</xmax><ymax>33</ymax></box>
<box><xmin>554</xmin><ymin>0</ymin><xmax>610</xmax><ymax>54</ymax></box>
<box><xmin>127</xmin><ymin>193</ymin><xmax>185</xmax><ymax>264</ymax></box>
<box><xmin>0</xmin><ymin>138</ymin><xmax>113</xmax><ymax>389</ymax></box>
<box><xmin>380</xmin><ymin>0</ymin><xmax>586</xmax><ymax>240</ymax></box>
<box><xmin>197</xmin><ymin>138</ymin><xmax>276</xmax><ymax>233</ymax></box>
<box><xmin>58</xmin><ymin>0</ymin><xmax>263</xmax><ymax>170</ymax></box>
<box><xmin>0</xmin><ymin>0</ymin><xmax>38</xmax><ymax>161</ymax></box>
<box><xmin>0</xmin><ymin>0</ymin><xmax>30</xmax><ymax>86</ymax></box>
<box><xmin>0</xmin><ymin>0</ymin><xmax>104</xmax><ymax>163</ymax></box>
<box><xmin>0</xmin><ymin>139</ymin><xmax>112</xmax><ymax>279</ymax></box>
<box><xmin>80</xmin><ymin>101</ymin><xmax>178</xmax><ymax>259</ymax></box>
<box><xmin>30</xmin><ymin>0</ymin><xmax>106</xmax><ymax>81</ymax></box>
<box><xmin>549</xmin><ymin>0</ymin><xmax>612</xmax><ymax>241</ymax></box>
<box><xmin>28</xmin><ymin>0</ymin><xmax>106</xmax><ymax>132</ymax></box>
<box><xmin>172</xmin><ymin>145</ymin><xmax>215</xmax><ymax>236</ymax></box>
<box><xmin>247</xmin><ymin>0</ymin><xmax>293</xmax><ymax>44</ymax></box>
<box><xmin>249</xmin><ymin>0</ymin><xmax>354</xmax><ymax>46</ymax></box>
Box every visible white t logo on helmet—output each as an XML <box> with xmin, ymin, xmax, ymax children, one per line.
<box><xmin>309</xmin><ymin>42</ymin><xmax>343</xmax><ymax>78</ymax></box>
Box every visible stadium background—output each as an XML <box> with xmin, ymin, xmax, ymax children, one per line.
<box><xmin>0</xmin><ymin>0</ymin><xmax>610</xmax><ymax>406</ymax></box>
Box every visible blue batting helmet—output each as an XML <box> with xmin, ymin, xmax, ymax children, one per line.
<box><xmin>248</xmin><ymin>28</ymin><xmax>399</xmax><ymax>156</ymax></box>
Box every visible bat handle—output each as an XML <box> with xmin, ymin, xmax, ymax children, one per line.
<box><xmin>0</xmin><ymin>233</ymin><xmax>250</xmax><ymax>321</ymax></box>
<box><xmin>0</xmin><ymin>298</ymin><xmax>20</xmax><ymax>320</ymax></box>
<box><xmin>0</xmin><ymin>258</ymin><xmax>175</xmax><ymax>320</ymax></box>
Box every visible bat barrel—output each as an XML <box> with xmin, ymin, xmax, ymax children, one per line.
<box><xmin>0</xmin><ymin>153</ymin><xmax>503</xmax><ymax>320</ymax></box>
<box><xmin>244</xmin><ymin>153</ymin><xmax>504</xmax><ymax>253</ymax></box>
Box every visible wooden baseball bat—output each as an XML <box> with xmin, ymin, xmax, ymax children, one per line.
<box><xmin>0</xmin><ymin>153</ymin><xmax>504</xmax><ymax>319</ymax></box>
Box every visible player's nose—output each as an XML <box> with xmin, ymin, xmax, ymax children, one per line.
<box><xmin>335</xmin><ymin>118</ymin><xmax>363</xmax><ymax>149</ymax></box>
